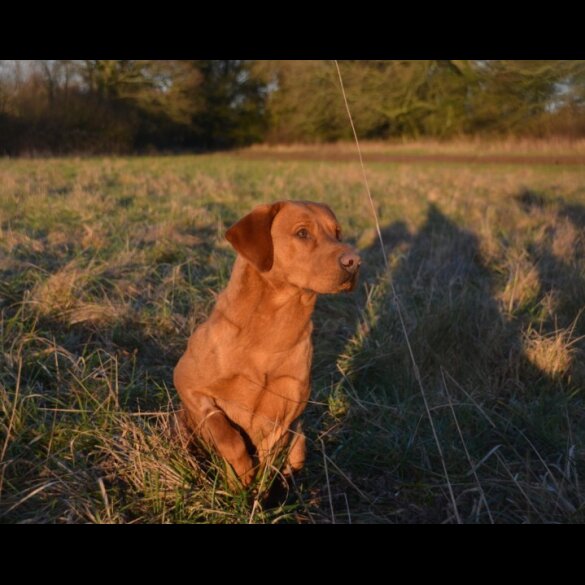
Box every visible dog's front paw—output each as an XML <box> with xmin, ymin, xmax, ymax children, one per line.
<box><xmin>227</xmin><ymin>454</ymin><xmax>256</xmax><ymax>489</ymax></box>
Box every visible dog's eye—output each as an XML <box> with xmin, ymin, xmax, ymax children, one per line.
<box><xmin>296</xmin><ymin>229</ymin><xmax>310</xmax><ymax>239</ymax></box>
<box><xmin>335</xmin><ymin>228</ymin><xmax>342</xmax><ymax>241</ymax></box>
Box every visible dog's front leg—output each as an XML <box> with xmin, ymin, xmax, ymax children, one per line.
<box><xmin>256</xmin><ymin>421</ymin><xmax>306</xmax><ymax>476</ymax></box>
<box><xmin>182</xmin><ymin>392</ymin><xmax>255</xmax><ymax>487</ymax></box>
<box><xmin>285</xmin><ymin>421</ymin><xmax>306</xmax><ymax>474</ymax></box>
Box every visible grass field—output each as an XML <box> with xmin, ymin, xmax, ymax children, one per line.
<box><xmin>1</xmin><ymin>149</ymin><xmax>585</xmax><ymax>523</ymax></box>
<box><xmin>242</xmin><ymin>138</ymin><xmax>585</xmax><ymax>160</ymax></box>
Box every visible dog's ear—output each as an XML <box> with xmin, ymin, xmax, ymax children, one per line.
<box><xmin>226</xmin><ymin>202</ymin><xmax>284</xmax><ymax>272</ymax></box>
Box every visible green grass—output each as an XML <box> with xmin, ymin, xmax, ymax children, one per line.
<box><xmin>1</xmin><ymin>152</ymin><xmax>585</xmax><ymax>523</ymax></box>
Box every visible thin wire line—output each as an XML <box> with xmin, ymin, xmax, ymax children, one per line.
<box><xmin>334</xmin><ymin>60</ymin><xmax>462</xmax><ymax>524</ymax></box>
<box><xmin>334</xmin><ymin>60</ymin><xmax>388</xmax><ymax>271</ymax></box>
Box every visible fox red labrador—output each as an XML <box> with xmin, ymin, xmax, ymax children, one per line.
<box><xmin>174</xmin><ymin>201</ymin><xmax>361</xmax><ymax>486</ymax></box>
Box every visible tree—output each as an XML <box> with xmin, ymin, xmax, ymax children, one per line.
<box><xmin>1</xmin><ymin>60</ymin><xmax>585</xmax><ymax>155</ymax></box>
<box><xmin>190</xmin><ymin>60</ymin><xmax>268</xmax><ymax>147</ymax></box>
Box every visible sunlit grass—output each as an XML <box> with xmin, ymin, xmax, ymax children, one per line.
<box><xmin>1</xmin><ymin>150</ymin><xmax>584</xmax><ymax>523</ymax></box>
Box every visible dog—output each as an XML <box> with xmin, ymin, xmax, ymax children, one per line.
<box><xmin>173</xmin><ymin>201</ymin><xmax>361</xmax><ymax>486</ymax></box>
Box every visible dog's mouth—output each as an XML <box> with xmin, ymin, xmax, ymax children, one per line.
<box><xmin>338</xmin><ymin>272</ymin><xmax>359</xmax><ymax>293</ymax></box>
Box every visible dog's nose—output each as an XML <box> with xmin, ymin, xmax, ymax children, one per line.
<box><xmin>339</xmin><ymin>252</ymin><xmax>362</xmax><ymax>275</ymax></box>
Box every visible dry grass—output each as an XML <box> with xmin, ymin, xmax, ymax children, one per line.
<box><xmin>524</xmin><ymin>327</ymin><xmax>580</xmax><ymax>379</ymax></box>
<box><xmin>1</xmin><ymin>148</ymin><xmax>585</xmax><ymax>523</ymax></box>
<box><xmin>243</xmin><ymin>137</ymin><xmax>585</xmax><ymax>157</ymax></box>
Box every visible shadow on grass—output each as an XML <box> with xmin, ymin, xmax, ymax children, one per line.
<box><xmin>515</xmin><ymin>190</ymin><xmax>585</xmax><ymax>340</ymax></box>
<box><xmin>310</xmin><ymin>201</ymin><xmax>585</xmax><ymax>523</ymax></box>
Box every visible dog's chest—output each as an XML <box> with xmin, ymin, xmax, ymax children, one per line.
<box><xmin>216</xmin><ymin>338</ymin><xmax>313</xmax><ymax>437</ymax></box>
<box><xmin>257</xmin><ymin>378</ymin><xmax>309</xmax><ymax>434</ymax></box>
<box><xmin>218</xmin><ymin>372</ymin><xmax>311</xmax><ymax>441</ymax></box>
<box><xmin>242</xmin><ymin>306</ymin><xmax>314</xmax><ymax>354</ymax></box>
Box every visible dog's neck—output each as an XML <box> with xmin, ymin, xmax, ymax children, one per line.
<box><xmin>216</xmin><ymin>256</ymin><xmax>316</xmax><ymax>344</ymax></box>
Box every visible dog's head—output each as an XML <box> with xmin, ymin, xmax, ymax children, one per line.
<box><xmin>226</xmin><ymin>201</ymin><xmax>361</xmax><ymax>294</ymax></box>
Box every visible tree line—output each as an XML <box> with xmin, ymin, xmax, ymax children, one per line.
<box><xmin>0</xmin><ymin>60</ymin><xmax>584</xmax><ymax>155</ymax></box>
